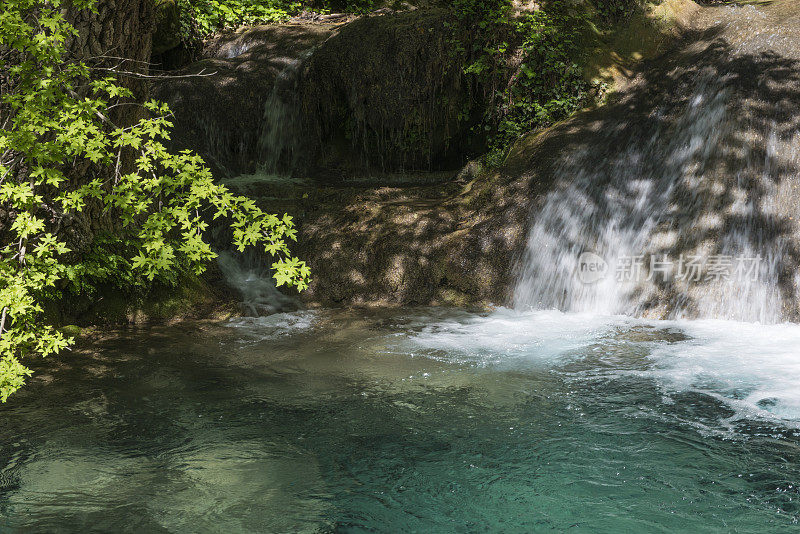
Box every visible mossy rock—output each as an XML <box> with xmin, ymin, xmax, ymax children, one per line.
<box><xmin>52</xmin><ymin>269</ymin><xmax>236</xmax><ymax>327</ymax></box>
<box><xmin>298</xmin><ymin>9</ymin><xmax>484</xmax><ymax>175</ymax></box>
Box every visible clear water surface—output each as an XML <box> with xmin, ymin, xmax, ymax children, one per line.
<box><xmin>2</xmin><ymin>308</ymin><xmax>800</xmax><ymax>533</ymax></box>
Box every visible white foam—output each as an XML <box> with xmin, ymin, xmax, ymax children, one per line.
<box><xmin>216</xmin><ymin>252</ymin><xmax>299</xmax><ymax>316</ymax></box>
<box><xmin>403</xmin><ymin>309</ymin><xmax>800</xmax><ymax>423</ymax></box>
<box><xmin>647</xmin><ymin>319</ymin><xmax>800</xmax><ymax>422</ymax></box>
<box><xmin>404</xmin><ymin>308</ymin><xmax>632</xmax><ymax>366</ymax></box>
<box><xmin>225</xmin><ymin>310</ymin><xmax>316</xmax><ymax>339</ymax></box>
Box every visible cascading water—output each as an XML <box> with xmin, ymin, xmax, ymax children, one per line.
<box><xmin>216</xmin><ymin>251</ymin><xmax>299</xmax><ymax>316</ymax></box>
<box><xmin>214</xmin><ymin>55</ymin><xmax>310</xmax><ymax>313</ymax></box>
<box><xmin>11</xmin><ymin>5</ymin><xmax>800</xmax><ymax>532</ymax></box>
<box><xmin>255</xmin><ymin>54</ymin><xmax>308</xmax><ymax>175</ymax></box>
<box><xmin>514</xmin><ymin>50</ymin><xmax>799</xmax><ymax>323</ymax></box>
<box><xmin>515</xmin><ymin>73</ymin><xmax>730</xmax><ymax>316</ymax></box>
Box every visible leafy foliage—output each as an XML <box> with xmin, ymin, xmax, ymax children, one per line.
<box><xmin>453</xmin><ymin>0</ymin><xmax>627</xmax><ymax>166</ymax></box>
<box><xmin>177</xmin><ymin>0</ymin><xmax>301</xmax><ymax>39</ymax></box>
<box><xmin>175</xmin><ymin>0</ymin><xmax>375</xmax><ymax>41</ymax></box>
<box><xmin>0</xmin><ymin>0</ymin><xmax>310</xmax><ymax>401</ymax></box>
<box><xmin>484</xmin><ymin>7</ymin><xmax>595</xmax><ymax>166</ymax></box>
<box><xmin>328</xmin><ymin>0</ymin><xmax>374</xmax><ymax>14</ymax></box>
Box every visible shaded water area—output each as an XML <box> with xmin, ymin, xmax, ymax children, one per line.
<box><xmin>3</xmin><ymin>309</ymin><xmax>800</xmax><ymax>532</ymax></box>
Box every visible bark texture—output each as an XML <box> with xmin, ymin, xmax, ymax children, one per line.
<box><xmin>60</xmin><ymin>0</ymin><xmax>156</xmax><ymax>255</ymax></box>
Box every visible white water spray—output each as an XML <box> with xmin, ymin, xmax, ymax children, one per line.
<box><xmin>216</xmin><ymin>252</ymin><xmax>298</xmax><ymax>316</ymax></box>
<box><xmin>514</xmin><ymin>70</ymin><xmax>795</xmax><ymax>323</ymax></box>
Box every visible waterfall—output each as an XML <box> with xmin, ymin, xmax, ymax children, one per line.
<box><xmin>513</xmin><ymin>66</ymin><xmax>796</xmax><ymax>323</ymax></box>
<box><xmin>213</xmin><ymin>56</ymin><xmax>311</xmax><ymax>315</ymax></box>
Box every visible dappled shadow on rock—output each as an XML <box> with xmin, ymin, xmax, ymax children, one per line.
<box><xmin>512</xmin><ymin>0</ymin><xmax>800</xmax><ymax>322</ymax></box>
<box><xmin>265</xmin><ymin>1</ymin><xmax>800</xmax><ymax>314</ymax></box>
<box><xmin>233</xmin><ymin>175</ymin><xmax>531</xmax><ymax>307</ymax></box>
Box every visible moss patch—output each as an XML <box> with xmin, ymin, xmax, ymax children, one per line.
<box><xmin>584</xmin><ymin>0</ymin><xmax>701</xmax><ymax>88</ymax></box>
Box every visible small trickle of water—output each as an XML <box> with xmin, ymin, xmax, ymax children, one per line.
<box><xmin>216</xmin><ymin>251</ymin><xmax>298</xmax><ymax>316</ymax></box>
<box><xmin>256</xmin><ymin>56</ymin><xmax>308</xmax><ymax>175</ymax></box>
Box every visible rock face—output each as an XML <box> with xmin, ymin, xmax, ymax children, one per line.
<box><xmin>151</xmin><ymin>24</ymin><xmax>338</xmax><ymax>177</ymax></box>
<box><xmin>297</xmin><ymin>9</ymin><xmax>482</xmax><ymax>175</ymax></box>
<box><xmin>151</xmin><ymin>0</ymin><xmax>800</xmax><ymax>320</ymax></box>
<box><xmin>233</xmin><ymin>166</ymin><xmax>534</xmax><ymax>307</ymax></box>
<box><xmin>151</xmin><ymin>9</ymin><xmax>492</xmax><ymax>180</ymax></box>
<box><xmin>210</xmin><ymin>4</ymin><xmax>697</xmax><ymax>310</ymax></box>
<box><xmin>237</xmin><ymin>0</ymin><xmax>800</xmax><ymax>321</ymax></box>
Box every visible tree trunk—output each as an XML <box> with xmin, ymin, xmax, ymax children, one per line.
<box><xmin>64</xmin><ymin>0</ymin><xmax>155</xmax><ymax>124</ymax></box>
<box><xmin>60</xmin><ymin>0</ymin><xmax>156</xmax><ymax>254</ymax></box>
